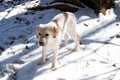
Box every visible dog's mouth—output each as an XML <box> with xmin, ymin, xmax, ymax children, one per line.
<box><xmin>39</xmin><ymin>42</ymin><xmax>45</xmax><ymax>46</ymax></box>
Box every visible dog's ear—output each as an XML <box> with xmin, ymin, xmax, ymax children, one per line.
<box><xmin>52</xmin><ymin>27</ymin><xmax>58</xmax><ymax>38</ymax></box>
<box><xmin>36</xmin><ymin>26</ymin><xmax>40</xmax><ymax>38</ymax></box>
<box><xmin>36</xmin><ymin>26</ymin><xmax>40</xmax><ymax>31</ymax></box>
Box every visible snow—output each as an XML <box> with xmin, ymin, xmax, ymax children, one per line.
<box><xmin>0</xmin><ymin>0</ymin><xmax>120</xmax><ymax>80</ymax></box>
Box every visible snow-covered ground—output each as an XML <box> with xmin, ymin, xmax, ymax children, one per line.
<box><xmin>0</xmin><ymin>0</ymin><xmax>120</xmax><ymax>80</ymax></box>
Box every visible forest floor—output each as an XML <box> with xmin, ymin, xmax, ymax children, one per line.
<box><xmin>0</xmin><ymin>0</ymin><xmax>120</xmax><ymax>80</ymax></box>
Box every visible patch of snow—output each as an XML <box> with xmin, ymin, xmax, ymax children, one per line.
<box><xmin>0</xmin><ymin>0</ymin><xmax>120</xmax><ymax>80</ymax></box>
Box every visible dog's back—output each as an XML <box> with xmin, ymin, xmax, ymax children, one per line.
<box><xmin>51</xmin><ymin>12</ymin><xmax>77</xmax><ymax>32</ymax></box>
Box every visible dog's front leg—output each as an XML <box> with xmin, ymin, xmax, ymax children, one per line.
<box><xmin>38</xmin><ymin>47</ymin><xmax>47</xmax><ymax>65</ymax></box>
<box><xmin>51</xmin><ymin>47</ymin><xmax>59</xmax><ymax>71</ymax></box>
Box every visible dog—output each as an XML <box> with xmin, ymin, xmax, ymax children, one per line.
<box><xmin>36</xmin><ymin>12</ymin><xmax>80</xmax><ymax>70</ymax></box>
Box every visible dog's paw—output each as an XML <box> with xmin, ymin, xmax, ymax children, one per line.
<box><xmin>67</xmin><ymin>48</ymin><xmax>78</xmax><ymax>52</ymax></box>
<box><xmin>71</xmin><ymin>48</ymin><xmax>77</xmax><ymax>52</ymax></box>
<box><xmin>37</xmin><ymin>61</ymin><xmax>45</xmax><ymax>65</ymax></box>
<box><xmin>51</xmin><ymin>67</ymin><xmax>57</xmax><ymax>71</ymax></box>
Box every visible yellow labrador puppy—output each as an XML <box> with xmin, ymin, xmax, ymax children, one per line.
<box><xmin>36</xmin><ymin>12</ymin><xmax>80</xmax><ymax>70</ymax></box>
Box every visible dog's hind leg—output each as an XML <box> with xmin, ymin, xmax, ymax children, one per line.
<box><xmin>63</xmin><ymin>33</ymin><xmax>69</xmax><ymax>47</ymax></box>
<box><xmin>74</xmin><ymin>33</ymin><xmax>80</xmax><ymax>51</ymax></box>
<box><xmin>69</xmin><ymin>32</ymin><xmax>80</xmax><ymax>52</ymax></box>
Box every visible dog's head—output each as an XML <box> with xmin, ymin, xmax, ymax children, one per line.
<box><xmin>36</xmin><ymin>24</ymin><xmax>58</xmax><ymax>46</ymax></box>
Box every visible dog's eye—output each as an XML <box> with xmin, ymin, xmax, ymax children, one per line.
<box><xmin>45</xmin><ymin>33</ymin><xmax>49</xmax><ymax>36</ymax></box>
<box><xmin>39</xmin><ymin>33</ymin><xmax>41</xmax><ymax>36</ymax></box>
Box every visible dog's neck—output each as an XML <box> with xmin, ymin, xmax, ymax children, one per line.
<box><xmin>51</xmin><ymin>20</ymin><xmax>61</xmax><ymax>30</ymax></box>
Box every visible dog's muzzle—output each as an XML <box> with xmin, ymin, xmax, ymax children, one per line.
<box><xmin>39</xmin><ymin>41</ymin><xmax>45</xmax><ymax>46</ymax></box>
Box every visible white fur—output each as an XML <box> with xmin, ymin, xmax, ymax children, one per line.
<box><xmin>36</xmin><ymin>12</ymin><xmax>80</xmax><ymax>70</ymax></box>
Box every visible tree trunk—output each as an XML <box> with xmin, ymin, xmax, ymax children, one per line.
<box><xmin>27</xmin><ymin>4</ymin><xmax>79</xmax><ymax>12</ymax></box>
<box><xmin>51</xmin><ymin>0</ymin><xmax>84</xmax><ymax>7</ymax></box>
<box><xmin>79</xmin><ymin>0</ymin><xmax>115</xmax><ymax>15</ymax></box>
<box><xmin>26</xmin><ymin>0</ymin><xmax>114</xmax><ymax>15</ymax></box>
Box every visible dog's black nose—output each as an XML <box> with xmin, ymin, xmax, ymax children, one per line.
<box><xmin>39</xmin><ymin>42</ymin><xmax>44</xmax><ymax>46</ymax></box>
